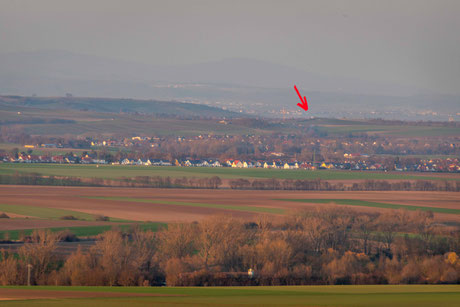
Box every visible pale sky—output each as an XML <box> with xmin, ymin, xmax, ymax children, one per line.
<box><xmin>1</xmin><ymin>0</ymin><xmax>459</xmax><ymax>94</ymax></box>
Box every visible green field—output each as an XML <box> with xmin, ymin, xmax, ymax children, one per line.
<box><xmin>85</xmin><ymin>196</ymin><xmax>285</xmax><ymax>214</ymax></box>
<box><xmin>20</xmin><ymin>117</ymin><xmax>261</xmax><ymax>136</ymax></box>
<box><xmin>316</xmin><ymin>124</ymin><xmax>460</xmax><ymax>137</ymax></box>
<box><xmin>1</xmin><ymin>163</ymin><xmax>457</xmax><ymax>181</ymax></box>
<box><xmin>0</xmin><ymin>203</ymin><xmax>129</xmax><ymax>222</ymax></box>
<box><xmin>0</xmin><ymin>222</ymin><xmax>166</xmax><ymax>240</ymax></box>
<box><xmin>277</xmin><ymin>199</ymin><xmax>460</xmax><ymax>215</ymax></box>
<box><xmin>0</xmin><ymin>285</ymin><xmax>459</xmax><ymax>306</ymax></box>
<box><xmin>0</xmin><ymin>204</ymin><xmax>97</xmax><ymax>221</ymax></box>
<box><xmin>0</xmin><ymin>106</ymin><xmax>260</xmax><ymax>136</ymax></box>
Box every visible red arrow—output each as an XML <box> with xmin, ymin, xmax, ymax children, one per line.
<box><xmin>294</xmin><ymin>85</ymin><xmax>308</xmax><ymax>111</ymax></box>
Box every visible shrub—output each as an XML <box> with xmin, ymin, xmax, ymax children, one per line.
<box><xmin>59</xmin><ymin>230</ymin><xmax>78</xmax><ymax>242</ymax></box>
<box><xmin>60</xmin><ymin>215</ymin><xmax>78</xmax><ymax>220</ymax></box>
<box><xmin>0</xmin><ymin>213</ymin><xmax>10</xmax><ymax>219</ymax></box>
<box><xmin>95</xmin><ymin>215</ymin><xmax>110</xmax><ymax>222</ymax></box>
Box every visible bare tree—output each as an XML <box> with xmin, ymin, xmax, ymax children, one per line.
<box><xmin>353</xmin><ymin>214</ymin><xmax>379</xmax><ymax>254</ymax></box>
<box><xmin>19</xmin><ymin>230</ymin><xmax>60</xmax><ymax>285</ymax></box>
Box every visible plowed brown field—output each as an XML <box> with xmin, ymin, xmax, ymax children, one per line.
<box><xmin>0</xmin><ymin>185</ymin><xmax>459</xmax><ymax>229</ymax></box>
<box><xmin>0</xmin><ymin>219</ymin><xmax>117</xmax><ymax>231</ymax></box>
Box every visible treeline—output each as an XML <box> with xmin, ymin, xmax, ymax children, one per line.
<box><xmin>1</xmin><ymin>209</ymin><xmax>459</xmax><ymax>286</ymax></box>
<box><xmin>229</xmin><ymin>178</ymin><xmax>460</xmax><ymax>192</ymax></box>
<box><xmin>368</xmin><ymin>118</ymin><xmax>460</xmax><ymax>128</ymax></box>
<box><xmin>0</xmin><ymin>173</ymin><xmax>90</xmax><ymax>187</ymax></box>
<box><xmin>1</xmin><ymin>173</ymin><xmax>459</xmax><ymax>191</ymax></box>
<box><xmin>0</xmin><ymin>118</ymin><xmax>76</xmax><ymax>125</ymax></box>
<box><xmin>0</xmin><ymin>173</ymin><xmax>222</xmax><ymax>189</ymax></box>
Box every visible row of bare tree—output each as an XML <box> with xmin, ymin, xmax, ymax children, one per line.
<box><xmin>1</xmin><ymin>208</ymin><xmax>459</xmax><ymax>286</ymax></box>
<box><xmin>0</xmin><ymin>173</ymin><xmax>223</xmax><ymax>189</ymax></box>
<box><xmin>229</xmin><ymin>178</ymin><xmax>460</xmax><ymax>192</ymax></box>
<box><xmin>1</xmin><ymin>172</ymin><xmax>459</xmax><ymax>191</ymax></box>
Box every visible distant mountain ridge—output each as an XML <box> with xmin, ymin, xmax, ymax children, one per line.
<box><xmin>0</xmin><ymin>50</ymin><xmax>427</xmax><ymax>96</ymax></box>
<box><xmin>0</xmin><ymin>50</ymin><xmax>459</xmax><ymax>121</ymax></box>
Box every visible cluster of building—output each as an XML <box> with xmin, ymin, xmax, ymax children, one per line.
<box><xmin>2</xmin><ymin>152</ymin><xmax>459</xmax><ymax>173</ymax></box>
<box><xmin>1</xmin><ymin>153</ymin><xmax>107</xmax><ymax>165</ymax></box>
<box><xmin>411</xmin><ymin>158</ymin><xmax>460</xmax><ymax>173</ymax></box>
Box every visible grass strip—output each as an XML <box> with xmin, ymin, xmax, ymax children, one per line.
<box><xmin>0</xmin><ymin>222</ymin><xmax>166</xmax><ymax>240</ymax></box>
<box><xmin>1</xmin><ymin>163</ymin><xmax>458</xmax><ymax>181</ymax></box>
<box><xmin>275</xmin><ymin>199</ymin><xmax>460</xmax><ymax>215</ymax></box>
<box><xmin>84</xmin><ymin>196</ymin><xmax>285</xmax><ymax>214</ymax></box>
<box><xmin>0</xmin><ymin>203</ymin><xmax>96</xmax><ymax>221</ymax></box>
<box><xmin>0</xmin><ymin>203</ymin><xmax>130</xmax><ymax>222</ymax></box>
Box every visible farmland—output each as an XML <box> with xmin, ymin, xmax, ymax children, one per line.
<box><xmin>1</xmin><ymin>163</ymin><xmax>458</xmax><ymax>181</ymax></box>
<box><xmin>0</xmin><ymin>285</ymin><xmax>459</xmax><ymax>306</ymax></box>
<box><xmin>84</xmin><ymin>196</ymin><xmax>285</xmax><ymax>214</ymax></box>
<box><xmin>2</xmin><ymin>96</ymin><xmax>459</xmax><ymax>138</ymax></box>
<box><xmin>0</xmin><ymin>99</ymin><xmax>264</xmax><ymax>136</ymax></box>
<box><xmin>278</xmin><ymin>199</ymin><xmax>460</xmax><ymax>215</ymax></box>
<box><xmin>0</xmin><ymin>186</ymin><xmax>459</xmax><ymax>238</ymax></box>
<box><xmin>2</xmin><ymin>3</ymin><xmax>460</xmax><ymax>302</ymax></box>
<box><xmin>0</xmin><ymin>203</ymin><xmax>100</xmax><ymax>221</ymax></box>
<box><xmin>0</xmin><ymin>223</ymin><xmax>165</xmax><ymax>241</ymax></box>
<box><xmin>316</xmin><ymin>124</ymin><xmax>460</xmax><ymax>137</ymax></box>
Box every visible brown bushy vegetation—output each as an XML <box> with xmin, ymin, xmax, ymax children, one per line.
<box><xmin>1</xmin><ymin>208</ymin><xmax>459</xmax><ymax>286</ymax></box>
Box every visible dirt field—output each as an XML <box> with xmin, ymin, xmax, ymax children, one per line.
<box><xmin>0</xmin><ymin>185</ymin><xmax>459</xmax><ymax>228</ymax></box>
<box><xmin>0</xmin><ymin>288</ymin><xmax>181</xmax><ymax>300</ymax></box>
<box><xmin>0</xmin><ymin>219</ymin><xmax>117</xmax><ymax>231</ymax></box>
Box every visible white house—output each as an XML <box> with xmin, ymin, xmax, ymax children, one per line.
<box><xmin>210</xmin><ymin>161</ymin><xmax>222</xmax><ymax>167</ymax></box>
<box><xmin>121</xmin><ymin>158</ymin><xmax>133</xmax><ymax>165</ymax></box>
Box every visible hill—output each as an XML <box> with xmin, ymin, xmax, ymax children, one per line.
<box><xmin>0</xmin><ymin>95</ymin><xmax>458</xmax><ymax>137</ymax></box>
<box><xmin>0</xmin><ymin>95</ymin><xmax>265</xmax><ymax>136</ymax></box>
<box><xmin>2</xmin><ymin>50</ymin><xmax>459</xmax><ymax>120</ymax></box>
<box><xmin>0</xmin><ymin>95</ymin><xmax>242</xmax><ymax>118</ymax></box>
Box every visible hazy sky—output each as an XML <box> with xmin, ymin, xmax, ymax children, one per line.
<box><xmin>1</xmin><ymin>0</ymin><xmax>459</xmax><ymax>95</ymax></box>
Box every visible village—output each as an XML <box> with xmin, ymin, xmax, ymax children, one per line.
<box><xmin>2</xmin><ymin>150</ymin><xmax>459</xmax><ymax>173</ymax></box>
<box><xmin>1</xmin><ymin>131</ymin><xmax>459</xmax><ymax>173</ymax></box>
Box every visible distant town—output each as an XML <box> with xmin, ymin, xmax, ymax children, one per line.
<box><xmin>2</xmin><ymin>140</ymin><xmax>459</xmax><ymax>173</ymax></box>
